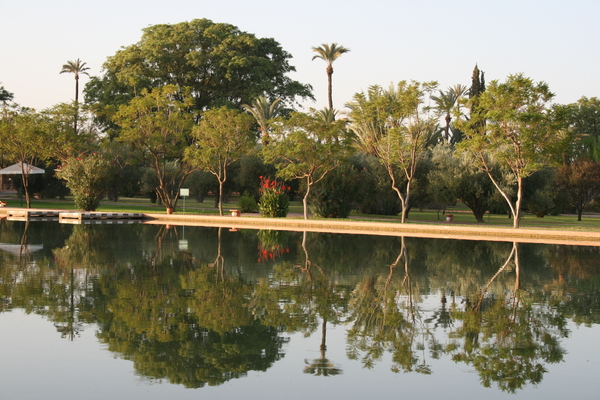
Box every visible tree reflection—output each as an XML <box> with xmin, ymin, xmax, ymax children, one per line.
<box><xmin>546</xmin><ymin>245</ymin><xmax>600</xmax><ymax>326</ymax></box>
<box><xmin>447</xmin><ymin>242</ymin><xmax>568</xmax><ymax>393</ymax></box>
<box><xmin>347</xmin><ymin>237</ymin><xmax>432</xmax><ymax>374</ymax></box>
<box><xmin>2</xmin><ymin>221</ymin><xmax>600</xmax><ymax>393</ymax></box>
<box><xmin>93</xmin><ymin>226</ymin><xmax>287</xmax><ymax>388</ymax></box>
<box><xmin>51</xmin><ymin>225</ymin><xmax>114</xmax><ymax>339</ymax></box>
<box><xmin>298</xmin><ymin>231</ymin><xmax>344</xmax><ymax>377</ymax></box>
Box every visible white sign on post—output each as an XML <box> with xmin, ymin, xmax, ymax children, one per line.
<box><xmin>180</xmin><ymin>188</ymin><xmax>190</xmax><ymax>214</ymax></box>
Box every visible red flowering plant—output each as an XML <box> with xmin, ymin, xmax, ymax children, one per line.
<box><xmin>258</xmin><ymin>176</ymin><xmax>290</xmax><ymax>218</ymax></box>
<box><xmin>257</xmin><ymin>229</ymin><xmax>290</xmax><ymax>262</ymax></box>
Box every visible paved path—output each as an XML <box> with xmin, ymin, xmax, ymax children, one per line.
<box><xmin>2</xmin><ymin>194</ymin><xmax>600</xmax><ymax>245</ymax></box>
<box><xmin>143</xmin><ymin>212</ymin><xmax>600</xmax><ymax>246</ymax></box>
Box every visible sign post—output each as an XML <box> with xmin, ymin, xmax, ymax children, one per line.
<box><xmin>180</xmin><ymin>188</ymin><xmax>190</xmax><ymax>214</ymax></box>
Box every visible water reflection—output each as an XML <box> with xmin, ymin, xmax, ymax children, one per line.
<box><xmin>446</xmin><ymin>242</ymin><xmax>568</xmax><ymax>393</ymax></box>
<box><xmin>0</xmin><ymin>221</ymin><xmax>599</xmax><ymax>394</ymax></box>
<box><xmin>347</xmin><ymin>237</ymin><xmax>432</xmax><ymax>374</ymax></box>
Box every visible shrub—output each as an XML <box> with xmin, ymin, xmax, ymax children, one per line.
<box><xmin>56</xmin><ymin>154</ymin><xmax>113</xmax><ymax>211</ymax></box>
<box><xmin>350</xmin><ymin>155</ymin><xmax>401</xmax><ymax>215</ymax></box>
<box><xmin>310</xmin><ymin>164</ymin><xmax>360</xmax><ymax>218</ymax></box>
<box><xmin>238</xmin><ymin>192</ymin><xmax>259</xmax><ymax>213</ymax></box>
<box><xmin>258</xmin><ymin>176</ymin><xmax>290</xmax><ymax>218</ymax></box>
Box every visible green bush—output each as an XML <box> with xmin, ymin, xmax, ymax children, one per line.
<box><xmin>56</xmin><ymin>154</ymin><xmax>113</xmax><ymax>211</ymax></box>
<box><xmin>258</xmin><ymin>177</ymin><xmax>290</xmax><ymax>218</ymax></box>
<box><xmin>238</xmin><ymin>192</ymin><xmax>259</xmax><ymax>213</ymax></box>
<box><xmin>310</xmin><ymin>165</ymin><xmax>360</xmax><ymax>218</ymax></box>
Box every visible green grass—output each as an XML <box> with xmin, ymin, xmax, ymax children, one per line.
<box><xmin>3</xmin><ymin>193</ymin><xmax>600</xmax><ymax>232</ymax></box>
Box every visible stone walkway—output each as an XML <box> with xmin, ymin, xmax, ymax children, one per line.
<box><xmin>143</xmin><ymin>212</ymin><xmax>600</xmax><ymax>246</ymax></box>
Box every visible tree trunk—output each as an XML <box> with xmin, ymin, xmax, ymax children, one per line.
<box><xmin>218</xmin><ymin>167</ymin><xmax>227</xmax><ymax>216</ymax></box>
<box><xmin>444</xmin><ymin>113</ymin><xmax>451</xmax><ymax>142</ymax></box>
<box><xmin>481</xmin><ymin>161</ymin><xmax>520</xmax><ymax>228</ymax></box>
<box><xmin>74</xmin><ymin>77</ymin><xmax>79</xmax><ymax>134</ymax></box>
<box><xmin>218</xmin><ymin>180</ymin><xmax>224</xmax><ymax>216</ymax></box>
<box><xmin>513</xmin><ymin>177</ymin><xmax>524</xmax><ymax>228</ymax></box>
<box><xmin>303</xmin><ymin>178</ymin><xmax>311</xmax><ymax>220</ymax></box>
<box><xmin>326</xmin><ymin>66</ymin><xmax>333</xmax><ymax>111</ymax></box>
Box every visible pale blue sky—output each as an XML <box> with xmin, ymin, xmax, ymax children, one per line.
<box><xmin>1</xmin><ymin>0</ymin><xmax>598</xmax><ymax>112</ymax></box>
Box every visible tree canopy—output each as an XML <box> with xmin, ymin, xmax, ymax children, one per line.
<box><xmin>458</xmin><ymin>74</ymin><xmax>571</xmax><ymax>228</ymax></box>
<box><xmin>185</xmin><ymin>107</ymin><xmax>255</xmax><ymax>216</ymax></box>
<box><xmin>85</xmin><ymin>18</ymin><xmax>313</xmax><ymax>124</ymax></box>
<box><xmin>262</xmin><ymin>110</ymin><xmax>351</xmax><ymax>219</ymax></box>
<box><xmin>112</xmin><ymin>85</ymin><xmax>197</xmax><ymax>212</ymax></box>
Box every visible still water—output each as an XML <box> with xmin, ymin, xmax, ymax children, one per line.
<box><xmin>0</xmin><ymin>220</ymin><xmax>599</xmax><ymax>399</ymax></box>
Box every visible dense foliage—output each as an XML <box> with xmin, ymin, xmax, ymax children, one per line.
<box><xmin>56</xmin><ymin>154</ymin><xmax>113</xmax><ymax>211</ymax></box>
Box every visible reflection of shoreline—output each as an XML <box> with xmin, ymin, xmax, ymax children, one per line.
<box><xmin>140</xmin><ymin>215</ymin><xmax>600</xmax><ymax>246</ymax></box>
<box><xmin>0</xmin><ymin>243</ymin><xmax>43</xmax><ymax>255</ymax></box>
<box><xmin>2</xmin><ymin>205</ymin><xmax>600</xmax><ymax>244</ymax></box>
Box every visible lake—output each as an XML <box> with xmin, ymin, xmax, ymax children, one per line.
<box><xmin>0</xmin><ymin>220</ymin><xmax>599</xmax><ymax>399</ymax></box>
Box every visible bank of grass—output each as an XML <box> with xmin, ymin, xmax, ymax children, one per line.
<box><xmin>3</xmin><ymin>194</ymin><xmax>600</xmax><ymax>232</ymax></box>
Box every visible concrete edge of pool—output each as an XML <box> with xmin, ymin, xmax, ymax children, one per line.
<box><xmin>1</xmin><ymin>207</ymin><xmax>599</xmax><ymax>246</ymax></box>
<box><xmin>143</xmin><ymin>212</ymin><xmax>600</xmax><ymax>246</ymax></box>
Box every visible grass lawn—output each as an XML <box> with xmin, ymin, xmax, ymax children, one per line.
<box><xmin>2</xmin><ymin>193</ymin><xmax>600</xmax><ymax>232</ymax></box>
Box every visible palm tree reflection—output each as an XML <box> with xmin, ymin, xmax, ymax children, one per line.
<box><xmin>299</xmin><ymin>231</ymin><xmax>343</xmax><ymax>377</ymax></box>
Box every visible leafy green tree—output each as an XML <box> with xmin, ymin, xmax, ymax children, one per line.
<box><xmin>112</xmin><ymin>85</ymin><xmax>196</xmax><ymax>212</ymax></box>
<box><xmin>43</xmin><ymin>102</ymin><xmax>96</xmax><ymax>160</ymax></box>
<box><xmin>0</xmin><ymin>106</ymin><xmax>49</xmax><ymax>207</ymax></box>
<box><xmin>261</xmin><ymin>110</ymin><xmax>351</xmax><ymax>219</ymax></box>
<box><xmin>554</xmin><ymin>159</ymin><xmax>600</xmax><ymax>221</ymax></box>
<box><xmin>185</xmin><ymin>107</ymin><xmax>255</xmax><ymax>216</ymax></box>
<box><xmin>565</xmin><ymin>96</ymin><xmax>600</xmax><ymax>161</ymax></box>
<box><xmin>56</xmin><ymin>154</ymin><xmax>113</xmax><ymax>211</ymax></box>
<box><xmin>348</xmin><ymin>82</ymin><xmax>440</xmax><ymax>223</ymax></box>
<box><xmin>428</xmin><ymin>144</ymin><xmax>502</xmax><ymax>222</ymax></box>
<box><xmin>85</xmin><ymin>19</ymin><xmax>313</xmax><ymax>122</ymax></box>
<box><xmin>242</xmin><ymin>95</ymin><xmax>284</xmax><ymax>145</ymax></box>
<box><xmin>312</xmin><ymin>43</ymin><xmax>350</xmax><ymax>111</ymax></box>
<box><xmin>522</xmin><ymin>168</ymin><xmax>556</xmax><ymax>218</ymax></box>
<box><xmin>458</xmin><ymin>74</ymin><xmax>571</xmax><ymax>228</ymax></box>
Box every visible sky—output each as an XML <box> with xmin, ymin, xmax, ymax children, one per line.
<box><xmin>2</xmin><ymin>0</ymin><xmax>599</xmax><ymax>114</ymax></box>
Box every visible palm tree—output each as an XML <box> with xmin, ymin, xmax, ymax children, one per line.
<box><xmin>241</xmin><ymin>95</ymin><xmax>283</xmax><ymax>145</ymax></box>
<box><xmin>431</xmin><ymin>84</ymin><xmax>467</xmax><ymax>143</ymax></box>
<box><xmin>60</xmin><ymin>59</ymin><xmax>90</xmax><ymax>103</ymax></box>
<box><xmin>312</xmin><ymin>43</ymin><xmax>350</xmax><ymax>112</ymax></box>
<box><xmin>60</xmin><ymin>59</ymin><xmax>90</xmax><ymax>133</ymax></box>
<box><xmin>315</xmin><ymin>107</ymin><xmax>338</xmax><ymax>124</ymax></box>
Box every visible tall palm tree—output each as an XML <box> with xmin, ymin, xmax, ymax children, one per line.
<box><xmin>241</xmin><ymin>95</ymin><xmax>283</xmax><ymax>145</ymax></box>
<box><xmin>60</xmin><ymin>59</ymin><xmax>90</xmax><ymax>134</ymax></box>
<box><xmin>312</xmin><ymin>43</ymin><xmax>350</xmax><ymax>112</ymax></box>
